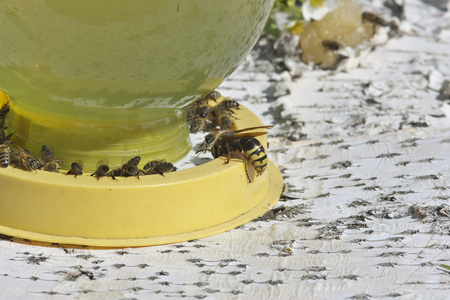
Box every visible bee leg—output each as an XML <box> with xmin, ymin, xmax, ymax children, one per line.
<box><xmin>224</xmin><ymin>142</ymin><xmax>232</xmax><ymax>164</ymax></box>
<box><xmin>234</xmin><ymin>151</ymin><xmax>252</xmax><ymax>183</ymax></box>
<box><xmin>108</xmin><ymin>172</ymin><xmax>117</xmax><ymax>181</ymax></box>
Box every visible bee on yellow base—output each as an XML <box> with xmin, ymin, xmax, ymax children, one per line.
<box><xmin>200</xmin><ymin>126</ymin><xmax>273</xmax><ymax>183</ymax></box>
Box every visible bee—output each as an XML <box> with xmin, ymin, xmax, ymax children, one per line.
<box><xmin>90</xmin><ymin>160</ymin><xmax>114</xmax><ymax>180</ymax></box>
<box><xmin>200</xmin><ymin>125</ymin><xmax>273</xmax><ymax>182</ymax></box>
<box><xmin>211</xmin><ymin>101</ymin><xmax>238</xmax><ymax>130</ymax></box>
<box><xmin>187</xmin><ymin>91</ymin><xmax>224</xmax><ymax>132</ymax></box>
<box><xmin>188</xmin><ymin>101</ymin><xmax>215</xmax><ymax>133</ymax></box>
<box><xmin>196</xmin><ymin>102</ymin><xmax>212</xmax><ymax>119</ymax></box>
<box><xmin>66</xmin><ymin>161</ymin><xmax>83</xmax><ymax>177</ymax></box>
<box><xmin>186</xmin><ymin>102</ymin><xmax>197</xmax><ymax>123</ymax></box>
<box><xmin>10</xmin><ymin>146</ymin><xmax>41</xmax><ymax>172</ymax></box>
<box><xmin>362</xmin><ymin>12</ymin><xmax>388</xmax><ymax>27</ymax></box>
<box><xmin>0</xmin><ymin>102</ymin><xmax>10</xmax><ymax>144</ymax></box>
<box><xmin>322</xmin><ymin>39</ymin><xmax>341</xmax><ymax>51</ymax></box>
<box><xmin>119</xmin><ymin>156</ymin><xmax>141</xmax><ymax>179</ymax></box>
<box><xmin>143</xmin><ymin>159</ymin><xmax>177</xmax><ymax>176</ymax></box>
<box><xmin>39</xmin><ymin>145</ymin><xmax>61</xmax><ymax>172</ymax></box>
<box><xmin>204</xmin><ymin>90</ymin><xmax>221</xmax><ymax>103</ymax></box>
<box><xmin>0</xmin><ymin>102</ymin><xmax>9</xmax><ymax>125</ymax></box>
<box><xmin>220</xmin><ymin>99</ymin><xmax>240</xmax><ymax>109</ymax></box>
<box><xmin>109</xmin><ymin>167</ymin><xmax>122</xmax><ymax>178</ymax></box>
<box><xmin>362</xmin><ymin>11</ymin><xmax>398</xmax><ymax>37</ymax></box>
<box><xmin>0</xmin><ymin>140</ymin><xmax>12</xmax><ymax>168</ymax></box>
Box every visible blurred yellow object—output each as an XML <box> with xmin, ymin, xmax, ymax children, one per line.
<box><xmin>0</xmin><ymin>0</ymin><xmax>275</xmax><ymax>170</ymax></box>
<box><xmin>300</xmin><ymin>0</ymin><xmax>373</xmax><ymax>68</ymax></box>
<box><xmin>0</xmin><ymin>91</ymin><xmax>9</xmax><ymax>108</ymax></box>
<box><xmin>0</xmin><ymin>103</ymin><xmax>283</xmax><ymax>247</ymax></box>
<box><xmin>288</xmin><ymin>21</ymin><xmax>305</xmax><ymax>35</ymax></box>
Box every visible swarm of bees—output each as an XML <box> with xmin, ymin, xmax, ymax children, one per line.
<box><xmin>0</xmin><ymin>102</ymin><xmax>66</xmax><ymax>173</ymax></box>
<box><xmin>90</xmin><ymin>158</ymin><xmax>176</xmax><ymax>180</ymax></box>
<box><xmin>189</xmin><ymin>91</ymin><xmax>272</xmax><ymax>183</ymax></box>
<box><xmin>187</xmin><ymin>91</ymin><xmax>240</xmax><ymax>132</ymax></box>
<box><xmin>1</xmin><ymin>90</ymin><xmax>272</xmax><ymax>183</ymax></box>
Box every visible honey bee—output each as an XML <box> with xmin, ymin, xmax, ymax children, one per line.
<box><xmin>188</xmin><ymin>102</ymin><xmax>215</xmax><ymax>133</ymax></box>
<box><xmin>91</xmin><ymin>160</ymin><xmax>114</xmax><ymax>180</ymax></box>
<box><xmin>0</xmin><ymin>102</ymin><xmax>9</xmax><ymax>125</ymax></box>
<box><xmin>0</xmin><ymin>140</ymin><xmax>12</xmax><ymax>168</ymax></box>
<box><xmin>189</xmin><ymin>117</ymin><xmax>214</xmax><ymax>133</ymax></box>
<box><xmin>39</xmin><ymin>145</ymin><xmax>61</xmax><ymax>172</ymax></box>
<box><xmin>186</xmin><ymin>102</ymin><xmax>196</xmax><ymax>123</ymax></box>
<box><xmin>187</xmin><ymin>91</ymin><xmax>225</xmax><ymax>132</ymax></box>
<box><xmin>200</xmin><ymin>125</ymin><xmax>273</xmax><ymax>182</ymax></box>
<box><xmin>204</xmin><ymin>90</ymin><xmax>221</xmax><ymax>103</ymax></box>
<box><xmin>119</xmin><ymin>156</ymin><xmax>141</xmax><ymax>179</ymax></box>
<box><xmin>211</xmin><ymin>101</ymin><xmax>238</xmax><ymax>130</ymax></box>
<box><xmin>142</xmin><ymin>159</ymin><xmax>177</xmax><ymax>176</ymax></box>
<box><xmin>10</xmin><ymin>146</ymin><xmax>41</xmax><ymax>172</ymax></box>
<box><xmin>66</xmin><ymin>161</ymin><xmax>83</xmax><ymax>177</ymax></box>
<box><xmin>196</xmin><ymin>102</ymin><xmax>212</xmax><ymax>119</ymax></box>
<box><xmin>0</xmin><ymin>102</ymin><xmax>10</xmax><ymax>144</ymax></box>
<box><xmin>220</xmin><ymin>99</ymin><xmax>240</xmax><ymax>109</ymax></box>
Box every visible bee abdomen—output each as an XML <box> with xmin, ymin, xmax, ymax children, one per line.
<box><xmin>240</xmin><ymin>138</ymin><xmax>268</xmax><ymax>175</ymax></box>
<box><xmin>0</xmin><ymin>150</ymin><xmax>10</xmax><ymax>168</ymax></box>
<box><xmin>251</xmin><ymin>154</ymin><xmax>268</xmax><ymax>174</ymax></box>
<box><xmin>239</xmin><ymin>138</ymin><xmax>261</xmax><ymax>152</ymax></box>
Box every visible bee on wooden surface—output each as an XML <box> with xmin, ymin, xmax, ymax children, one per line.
<box><xmin>90</xmin><ymin>160</ymin><xmax>114</xmax><ymax>180</ymax></box>
<box><xmin>10</xmin><ymin>146</ymin><xmax>41</xmax><ymax>172</ymax></box>
<box><xmin>119</xmin><ymin>156</ymin><xmax>141</xmax><ymax>179</ymax></box>
<box><xmin>143</xmin><ymin>159</ymin><xmax>177</xmax><ymax>176</ymax></box>
<box><xmin>200</xmin><ymin>125</ymin><xmax>273</xmax><ymax>182</ymax></box>
<box><xmin>362</xmin><ymin>11</ymin><xmax>399</xmax><ymax>36</ymax></box>
<box><xmin>39</xmin><ymin>145</ymin><xmax>61</xmax><ymax>172</ymax></box>
<box><xmin>66</xmin><ymin>161</ymin><xmax>83</xmax><ymax>178</ymax></box>
<box><xmin>362</xmin><ymin>12</ymin><xmax>388</xmax><ymax>27</ymax></box>
<box><xmin>0</xmin><ymin>140</ymin><xmax>12</xmax><ymax>168</ymax></box>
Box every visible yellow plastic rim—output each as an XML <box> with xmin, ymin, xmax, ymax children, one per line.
<box><xmin>0</xmin><ymin>104</ymin><xmax>283</xmax><ymax>247</ymax></box>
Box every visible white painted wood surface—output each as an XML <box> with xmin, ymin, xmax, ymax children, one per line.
<box><xmin>1</xmin><ymin>0</ymin><xmax>449</xmax><ymax>299</ymax></box>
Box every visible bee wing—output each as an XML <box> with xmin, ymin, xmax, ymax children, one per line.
<box><xmin>75</xmin><ymin>160</ymin><xmax>84</xmax><ymax>168</ymax></box>
<box><xmin>231</xmin><ymin>125</ymin><xmax>273</xmax><ymax>134</ymax></box>
<box><xmin>97</xmin><ymin>159</ymin><xmax>109</xmax><ymax>167</ymax></box>
<box><xmin>220</xmin><ymin>131</ymin><xmax>270</xmax><ymax>143</ymax></box>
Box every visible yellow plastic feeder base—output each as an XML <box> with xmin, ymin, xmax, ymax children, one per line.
<box><xmin>0</xmin><ymin>104</ymin><xmax>283</xmax><ymax>247</ymax></box>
